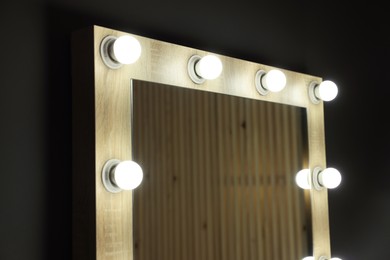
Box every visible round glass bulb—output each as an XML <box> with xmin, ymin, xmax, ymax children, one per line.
<box><xmin>195</xmin><ymin>55</ymin><xmax>223</xmax><ymax>80</ymax></box>
<box><xmin>319</xmin><ymin>167</ymin><xmax>341</xmax><ymax>189</ymax></box>
<box><xmin>315</xmin><ymin>80</ymin><xmax>338</xmax><ymax>101</ymax></box>
<box><xmin>295</xmin><ymin>169</ymin><xmax>311</xmax><ymax>189</ymax></box>
<box><xmin>261</xmin><ymin>69</ymin><xmax>286</xmax><ymax>92</ymax></box>
<box><xmin>112</xmin><ymin>35</ymin><xmax>142</xmax><ymax>64</ymax></box>
<box><xmin>113</xmin><ymin>160</ymin><xmax>143</xmax><ymax>190</ymax></box>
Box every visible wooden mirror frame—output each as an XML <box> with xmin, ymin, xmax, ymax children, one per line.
<box><xmin>72</xmin><ymin>25</ymin><xmax>331</xmax><ymax>260</ymax></box>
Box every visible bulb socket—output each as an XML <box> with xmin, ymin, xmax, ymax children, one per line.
<box><xmin>102</xmin><ymin>159</ymin><xmax>122</xmax><ymax>193</ymax></box>
<box><xmin>255</xmin><ymin>70</ymin><xmax>269</xmax><ymax>95</ymax></box>
<box><xmin>312</xmin><ymin>166</ymin><xmax>324</xmax><ymax>191</ymax></box>
<box><xmin>188</xmin><ymin>55</ymin><xmax>206</xmax><ymax>84</ymax></box>
<box><xmin>100</xmin><ymin>35</ymin><xmax>123</xmax><ymax>69</ymax></box>
<box><xmin>309</xmin><ymin>81</ymin><xmax>321</xmax><ymax>104</ymax></box>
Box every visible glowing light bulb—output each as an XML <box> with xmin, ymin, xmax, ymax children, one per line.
<box><xmin>102</xmin><ymin>159</ymin><xmax>143</xmax><ymax>193</ymax></box>
<box><xmin>319</xmin><ymin>167</ymin><xmax>342</xmax><ymax>189</ymax></box>
<box><xmin>195</xmin><ymin>55</ymin><xmax>223</xmax><ymax>80</ymax></box>
<box><xmin>261</xmin><ymin>69</ymin><xmax>287</xmax><ymax>92</ymax></box>
<box><xmin>112</xmin><ymin>160</ymin><xmax>143</xmax><ymax>190</ymax></box>
<box><xmin>315</xmin><ymin>80</ymin><xmax>338</xmax><ymax>101</ymax></box>
<box><xmin>295</xmin><ymin>169</ymin><xmax>311</xmax><ymax>189</ymax></box>
<box><xmin>110</xmin><ymin>35</ymin><xmax>142</xmax><ymax>64</ymax></box>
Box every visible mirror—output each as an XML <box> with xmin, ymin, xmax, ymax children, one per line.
<box><xmin>132</xmin><ymin>80</ymin><xmax>311</xmax><ymax>260</ymax></box>
<box><xmin>72</xmin><ymin>25</ymin><xmax>331</xmax><ymax>260</ymax></box>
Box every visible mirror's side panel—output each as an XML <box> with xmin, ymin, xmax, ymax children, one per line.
<box><xmin>72</xmin><ymin>26</ymin><xmax>97</xmax><ymax>260</ymax></box>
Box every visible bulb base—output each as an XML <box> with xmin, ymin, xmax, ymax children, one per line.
<box><xmin>255</xmin><ymin>70</ymin><xmax>269</xmax><ymax>95</ymax></box>
<box><xmin>312</xmin><ymin>166</ymin><xmax>324</xmax><ymax>191</ymax></box>
<box><xmin>188</xmin><ymin>55</ymin><xmax>206</xmax><ymax>84</ymax></box>
<box><xmin>102</xmin><ymin>159</ymin><xmax>122</xmax><ymax>193</ymax></box>
<box><xmin>100</xmin><ymin>35</ymin><xmax>123</xmax><ymax>69</ymax></box>
<box><xmin>309</xmin><ymin>81</ymin><xmax>321</xmax><ymax>104</ymax></box>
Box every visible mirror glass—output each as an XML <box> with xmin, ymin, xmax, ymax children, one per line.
<box><xmin>132</xmin><ymin>80</ymin><xmax>311</xmax><ymax>260</ymax></box>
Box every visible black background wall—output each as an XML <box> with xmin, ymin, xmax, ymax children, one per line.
<box><xmin>1</xmin><ymin>1</ymin><xmax>389</xmax><ymax>259</ymax></box>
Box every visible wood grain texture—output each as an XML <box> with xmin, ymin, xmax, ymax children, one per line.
<box><xmin>72</xmin><ymin>25</ymin><xmax>331</xmax><ymax>259</ymax></box>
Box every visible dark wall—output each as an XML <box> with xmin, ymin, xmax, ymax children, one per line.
<box><xmin>1</xmin><ymin>1</ymin><xmax>389</xmax><ymax>259</ymax></box>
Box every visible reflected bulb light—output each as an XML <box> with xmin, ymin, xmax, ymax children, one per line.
<box><xmin>110</xmin><ymin>35</ymin><xmax>142</xmax><ymax>64</ymax></box>
<box><xmin>319</xmin><ymin>167</ymin><xmax>342</xmax><ymax>189</ymax></box>
<box><xmin>195</xmin><ymin>55</ymin><xmax>223</xmax><ymax>80</ymax></box>
<box><xmin>315</xmin><ymin>80</ymin><xmax>338</xmax><ymax>101</ymax></box>
<box><xmin>261</xmin><ymin>69</ymin><xmax>287</xmax><ymax>92</ymax></box>
<box><xmin>295</xmin><ymin>169</ymin><xmax>311</xmax><ymax>189</ymax></box>
<box><xmin>113</xmin><ymin>160</ymin><xmax>143</xmax><ymax>190</ymax></box>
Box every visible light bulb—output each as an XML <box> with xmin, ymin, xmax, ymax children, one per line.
<box><xmin>302</xmin><ymin>257</ymin><xmax>314</xmax><ymax>260</ymax></box>
<box><xmin>112</xmin><ymin>160</ymin><xmax>143</xmax><ymax>190</ymax></box>
<box><xmin>315</xmin><ymin>80</ymin><xmax>338</xmax><ymax>101</ymax></box>
<box><xmin>195</xmin><ymin>55</ymin><xmax>223</xmax><ymax>80</ymax></box>
<box><xmin>319</xmin><ymin>167</ymin><xmax>342</xmax><ymax>189</ymax></box>
<box><xmin>331</xmin><ymin>258</ymin><xmax>343</xmax><ymax>260</ymax></box>
<box><xmin>102</xmin><ymin>159</ymin><xmax>143</xmax><ymax>193</ymax></box>
<box><xmin>295</xmin><ymin>169</ymin><xmax>311</xmax><ymax>189</ymax></box>
<box><xmin>261</xmin><ymin>69</ymin><xmax>287</xmax><ymax>92</ymax></box>
<box><xmin>255</xmin><ymin>69</ymin><xmax>287</xmax><ymax>95</ymax></box>
<box><xmin>110</xmin><ymin>35</ymin><xmax>142</xmax><ymax>64</ymax></box>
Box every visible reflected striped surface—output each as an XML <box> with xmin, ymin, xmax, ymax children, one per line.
<box><xmin>132</xmin><ymin>81</ymin><xmax>309</xmax><ymax>260</ymax></box>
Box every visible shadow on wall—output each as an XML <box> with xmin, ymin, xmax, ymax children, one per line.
<box><xmin>44</xmin><ymin>4</ymin><xmax>131</xmax><ymax>259</ymax></box>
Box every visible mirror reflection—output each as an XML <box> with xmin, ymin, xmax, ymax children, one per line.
<box><xmin>132</xmin><ymin>80</ymin><xmax>310</xmax><ymax>260</ymax></box>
